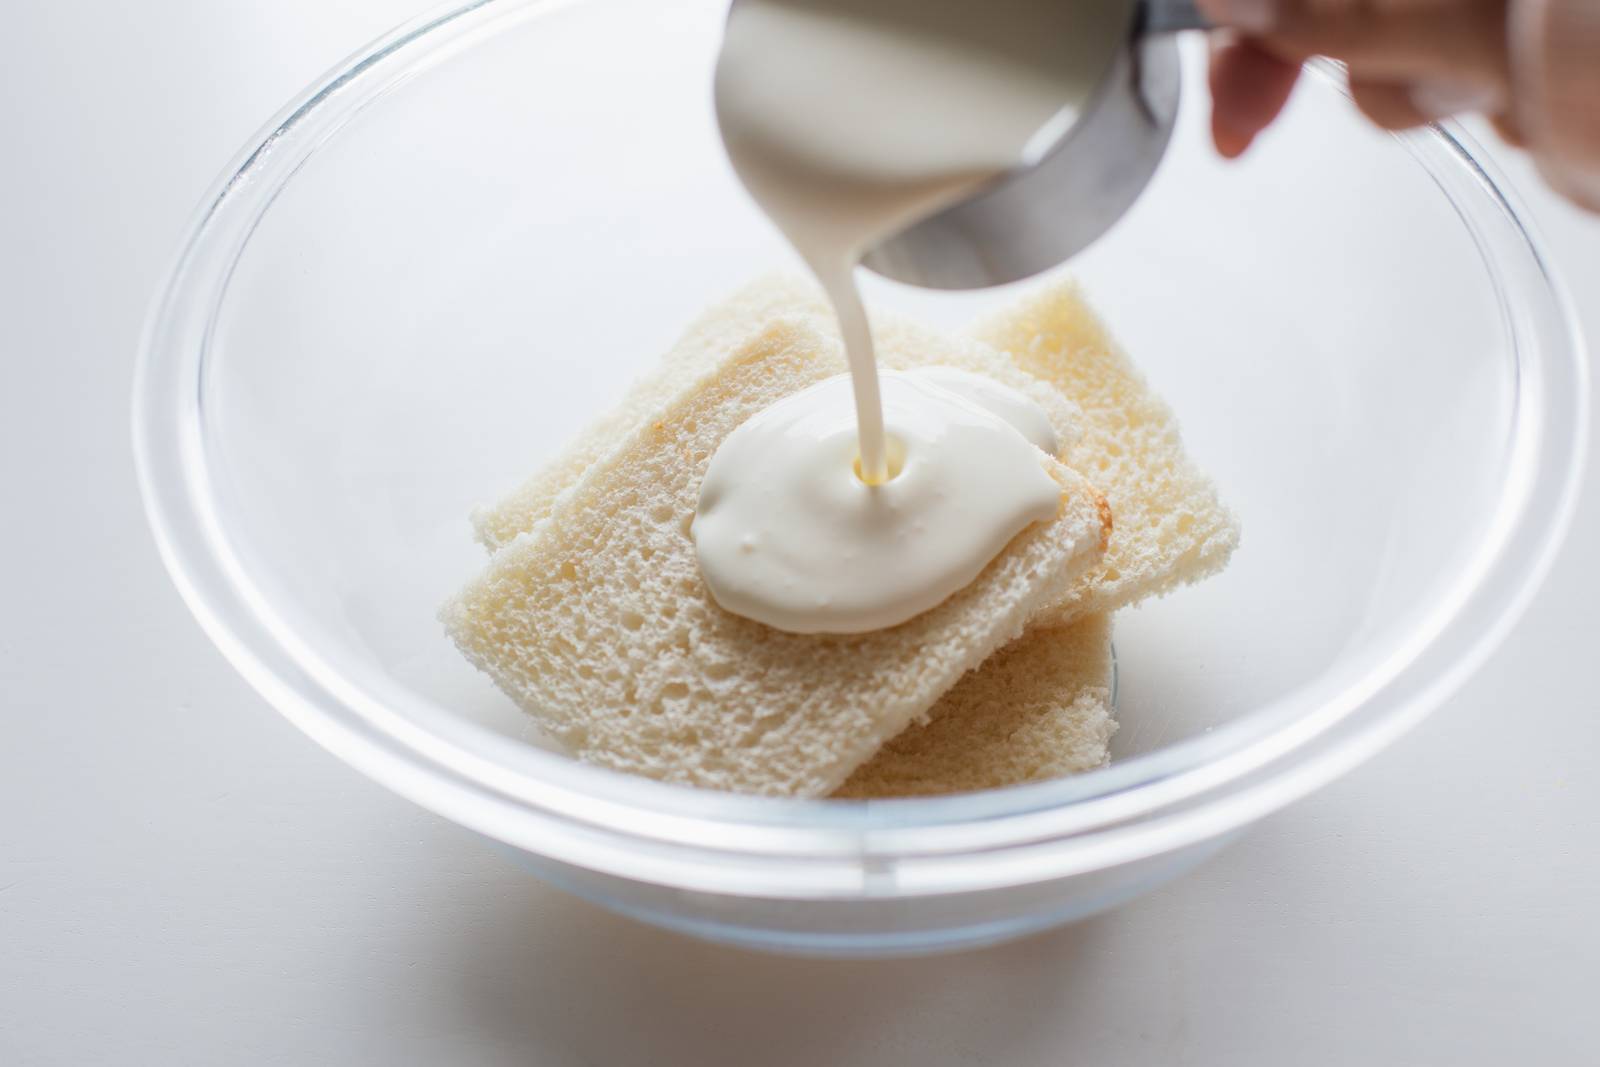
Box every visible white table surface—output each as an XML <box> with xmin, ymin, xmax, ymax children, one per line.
<box><xmin>3</xmin><ymin>3</ymin><xmax>1597</xmax><ymax>1064</ymax></box>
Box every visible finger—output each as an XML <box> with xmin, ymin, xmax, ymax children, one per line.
<box><xmin>1489</xmin><ymin>111</ymin><xmax>1526</xmax><ymax>148</ymax></box>
<box><xmin>1208</xmin><ymin>36</ymin><xmax>1302</xmax><ymax>158</ymax></box>
<box><xmin>1348</xmin><ymin>76</ymin><xmax>1502</xmax><ymax>133</ymax></box>
<box><xmin>1347</xmin><ymin>78</ymin><xmax>1433</xmax><ymax>130</ymax></box>
<box><xmin>1204</xmin><ymin>0</ymin><xmax>1511</xmax><ymax>87</ymax></box>
<box><xmin>1196</xmin><ymin>0</ymin><xmax>1275</xmax><ymax>34</ymax></box>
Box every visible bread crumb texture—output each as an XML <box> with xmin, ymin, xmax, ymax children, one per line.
<box><xmin>836</xmin><ymin>614</ymin><xmax>1114</xmax><ymax>798</ymax></box>
<box><xmin>972</xmin><ymin>280</ymin><xmax>1239</xmax><ymax>622</ymax></box>
<box><xmin>443</xmin><ymin>317</ymin><xmax>1106</xmax><ymax>797</ymax></box>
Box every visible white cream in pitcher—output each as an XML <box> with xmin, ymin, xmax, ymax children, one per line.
<box><xmin>698</xmin><ymin>0</ymin><xmax>1120</xmax><ymax>633</ymax></box>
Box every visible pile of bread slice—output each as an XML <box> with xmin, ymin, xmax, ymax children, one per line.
<box><xmin>443</xmin><ymin>276</ymin><xmax>1237</xmax><ymax>798</ymax></box>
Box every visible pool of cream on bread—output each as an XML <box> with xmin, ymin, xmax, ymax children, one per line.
<box><xmin>441</xmin><ymin>0</ymin><xmax>1239</xmax><ymax>797</ymax></box>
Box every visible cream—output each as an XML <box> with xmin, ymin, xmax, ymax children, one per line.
<box><xmin>693</xmin><ymin>372</ymin><xmax>1062</xmax><ymax>634</ymax></box>
<box><xmin>701</xmin><ymin>0</ymin><xmax>1109</xmax><ymax>633</ymax></box>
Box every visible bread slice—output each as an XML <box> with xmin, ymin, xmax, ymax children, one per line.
<box><xmin>471</xmin><ymin>275</ymin><xmax>1081</xmax><ymax>551</ymax></box>
<box><xmin>971</xmin><ymin>280</ymin><xmax>1239</xmax><ymax>622</ymax></box>
<box><xmin>442</xmin><ymin>317</ymin><xmax>1109</xmax><ymax>797</ymax></box>
<box><xmin>836</xmin><ymin>614</ymin><xmax>1114</xmax><ymax>798</ymax></box>
<box><xmin>471</xmin><ymin>275</ymin><xmax>825</xmax><ymax>551</ymax></box>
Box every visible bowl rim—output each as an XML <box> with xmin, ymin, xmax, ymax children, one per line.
<box><xmin>132</xmin><ymin>0</ymin><xmax>1590</xmax><ymax>898</ymax></box>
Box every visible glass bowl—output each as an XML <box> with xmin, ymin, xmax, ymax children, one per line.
<box><xmin>134</xmin><ymin>0</ymin><xmax>1588</xmax><ymax>956</ymax></box>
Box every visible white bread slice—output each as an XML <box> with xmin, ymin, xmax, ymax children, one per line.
<box><xmin>471</xmin><ymin>275</ymin><xmax>825</xmax><ymax>551</ymax></box>
<box><xmin>836</xmin><ymin>614</ymin><xmax>1114</xmax><ymax>798</ymax></box>
<box><xmin>843</xmin><ymin>285</ymin><xmax>1227</xmax><ymax>796</ymax></box>
<box><xmin>471</xmin><ymin>275</ymin><xmax>1082</xmax><ymax>551</ymax></box>
<box><xmin>972</xmin><ymin>280</ymin><xmax>1239</xmax><ymax>622</ymax></box>
<box><xmin>442</xmin><ymin>318</ymin><xmax>1110</xmax><ymax>797</ymax></box>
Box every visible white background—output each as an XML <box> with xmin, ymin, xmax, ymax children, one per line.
<box><xmin>2</xmin><ymin>2</ymin><xmax>1597</xmax><ymax>1064</ymax></box>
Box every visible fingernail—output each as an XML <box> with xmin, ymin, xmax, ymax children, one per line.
<box><xmin>1408</xmin><ymin>81</ymin><xmax>1502</xmax><ymax>120</ymax></box>
<box><xmin>1212</xmin><ymin>116</ymin><xmax>1254</xmax><ymax>159</ymax></box>
<box><xmin>1217</xmin><ymin>133</ymin><xmax>1252</xmax><ymax>159</ymax></box>
<box><xmin>1199</xmin><ymin>0</ymin><xmax>1274</xmax><ymax>34</ymax></box>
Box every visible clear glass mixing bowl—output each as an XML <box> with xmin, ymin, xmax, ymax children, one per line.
<box><xmin>134</xmin><ymin>0</ymin><xmax>1588</xmax><ymax>955</ymax></box>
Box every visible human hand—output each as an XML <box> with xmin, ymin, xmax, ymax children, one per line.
<box><xmin>1196</xmin><ymin>0</ymin><xmax>1600</xmax><ymax>210</ymax></box>
<box><xmin>1200</xmin><ymin>0</ymin><xmax>1512</xmax><ymax>152</ymax></box>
